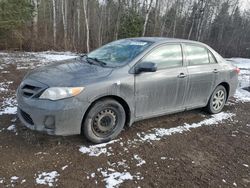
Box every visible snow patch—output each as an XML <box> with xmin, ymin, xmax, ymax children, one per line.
<box><xmin>133</xmin><ymin>155</ymin><xmax>146</xmax><ymax>167</ymax></box>
<box><xmin>0</xmin><ymin>51</ymin><xmax>78</xmax><ymax>70</ymax></box>
<box><xmin>101</xmin><ymin>170</ymin><xmax>133</xmax><ymax>188</ymax></box>
<box><xmin>7</xmin><ymin>124</ymin><xmax>16</xmax><ymax>132</ymax></box>
<box><xmin>243</xmin><ymin>164</ymin><xmax>249</xmax><ymax>167</ymax></box>
<box><xmin>229</xmin><ymin>58</ymin><xmax>250</xmax><ymax>102</ymax></box>
<box><xmin>88</xmin><ymin>160</ymin><xmax>143</xmax><ymax>187</ymax></box>
<box><xmin>35</xmin><ymin>152</ymin><xmax>49</xmax><ymax>156</ymax></box>
<box><xmin>234</xmin><ymin>88</ymin><xmax>250</xmax><ymax>102</ymax></box>
<box><xmin>108</xmin><ymin>160</ymin><xmax>129</xmax><ymax>169</ymax></box>
<box><xmin>21</xmin><ymin>179</ymin><xmax>26</xmax><ymax>184</ymax></box>
<box><xmin>0</xmin><ymin>81</ymin><xmax>13</xmax><ymax>92</ymax></box>
<box><xmin>35</xmin><ymin>171</ymin><xmax>60</xmax><ymax>187</ymax></box>
<box><xmin>36</xmin><ymin>52</ymin><xmax>77</xmax><ymax>62</ymax></box>
<box><xmin>0</xmin><ymin>97</ymin><xmax>17</xmax><ymax>115</ymax></box>
<box><xmin>137</xmin><ymin>112</ymin><xmax>235</xmax><ymax>142</ymax></box>
<box><xmin>61</xmin><ymin>165</ymin><xmax>68</xmax><ymax>170</ymax></box>
<box><xmin>1</xmin><ymin>71</ymin><xmax>10</xmax><ymax>73</ymax></box>
<box><xmin>79</xmin><ymin>139</ymin><xmax>120</xmax><ymax>156</ymax></box>
<box><xmin>79</xmin><ymin>112</ymin><xmax>235</xmax><ymax>157</ymax></box>
<box><xmin>229</xmin><ymin>58</ymin><xmax>250</xmax><ymax>69</ymax></box>
<box><xmin>10</xmin><ymin>176</ymin><xmax>19</xmax><ymax>183</ymax></box>
<box><xmin>0</xmin><ymin>106</ymin><xmax>17</xmax><ymax>115</ymax></box>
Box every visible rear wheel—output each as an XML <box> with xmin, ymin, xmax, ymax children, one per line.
<box><xmin>83</xmin><ymin>99</ymin><xmax>126</xmax><ymax>144</ymax></box>
<box><xmin>206</xmin><ymin>85</ymin><xmax>227</xmax><ymax>114</ymax></box>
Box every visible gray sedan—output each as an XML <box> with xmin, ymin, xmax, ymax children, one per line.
<box><xmin>17</xmin><ymin>38</ymin><xmax>239</xmax><ymax>143</ymax></box>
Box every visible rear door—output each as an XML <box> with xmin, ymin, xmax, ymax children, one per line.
<box><xmin>183</xmin><ymin>43</ymin><xmax>221</xmax><ymax>108</ymax></box>
<box><xmin>135</xmin><ymin>44</ymin><xmax>188</xmax><ymax>118</ymax></box>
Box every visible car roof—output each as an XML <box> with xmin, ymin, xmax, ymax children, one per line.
<box><xmin>128</xmin><ymin>37</ymin><xmax>205</xmax><ymax>46</ymax></box>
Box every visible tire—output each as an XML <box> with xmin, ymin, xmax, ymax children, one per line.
<box><xmin>206</xmin><ymin>85</ymin><xmax>227</xmax><ymax>114</ymax></box>
<box><xmin>83</xmin><ymin>98</ymin><xmax>126</xmax><ymax>144</ymax></box>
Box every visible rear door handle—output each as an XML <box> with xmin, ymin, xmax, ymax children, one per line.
<box><xmin>213</xmin><ymin>69</ymin><xmax>219</xmax><ymax>73</ymax></box>
<box><xmin>178</xmin><ymin>73</ymin><xmax>187</xmax><ymax>78</ymax></box>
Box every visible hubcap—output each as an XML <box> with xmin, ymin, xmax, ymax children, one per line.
<box><xmin>212</xmin><ymin>90</ymin><xmax>225</xmax><ymax>111</ymax></box>
<box><xmin>93</xmin><ymin>109</ymin><xmax>117</xmax><ymax>136</ymax></box>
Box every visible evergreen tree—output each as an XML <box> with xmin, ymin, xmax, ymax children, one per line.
<box><xmin>118</xmin><ymin>10</ymin><xmax>143</xmax><ymax>38</ymax></box>
<box><xmin>0</xmin><ymin>0</ymin><xmax>33</xmax><ymax>49</ymax></box>
<box><xmin>210</xmin><ymin>2</ymin><xmax>231</xmax><ymax>55</ymax></box>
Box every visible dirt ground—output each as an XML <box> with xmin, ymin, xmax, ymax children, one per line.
<box><xmin>0</xmin><ymin>53</ymin><xmax>249</xmax><ymax>188</ymax></box>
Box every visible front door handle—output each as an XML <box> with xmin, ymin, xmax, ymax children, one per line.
<box><xmin>213</xmin><ymin>69</ymin><xmax>219</xmax><ymax>73</ymax></box>
<box><xmin>178</xmin><ymin>73</ymin><xmax>187</xmax><ymax>78</ymax></box>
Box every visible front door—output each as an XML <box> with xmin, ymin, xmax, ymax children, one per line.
<box><xmin>135</xmin><ymin>44</ymin><xmax>188</xmax><ymax>118</ymax></box>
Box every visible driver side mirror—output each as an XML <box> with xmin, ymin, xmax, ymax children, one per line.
<box><xmin>134</xmin><ymin>62</ymin><xmax>157</xmax><ymax>74</ymax></box>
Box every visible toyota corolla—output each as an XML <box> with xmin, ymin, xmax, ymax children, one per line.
<box><xmin>17</xmin><ymin>37</ymin><xmax>239</xmax><ymax>143</ymax></box>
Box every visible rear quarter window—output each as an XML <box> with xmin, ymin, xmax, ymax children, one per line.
<box><xmin>208</xmin><ymin>50</ymin><xmax>217</xmax><ymax>64</ymax></box>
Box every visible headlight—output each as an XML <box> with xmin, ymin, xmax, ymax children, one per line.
<box><xmin>39</xmin><ymin>87</ymin><xmax>84</xmax><ymax>100</ymax></box>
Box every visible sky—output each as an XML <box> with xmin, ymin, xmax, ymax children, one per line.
<box><xmin>240</xmin><ymin>0</ymin><xmax>250</xmax><ymax>11</ymax></box>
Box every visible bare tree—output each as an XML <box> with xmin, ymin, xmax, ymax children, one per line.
<box><xmin>52</xmin><ymin>0</ymin><xmax>57</xmax><ymax>47</ymax></box>
<box><xmin>2</xmin><ymin>0</ymin><xmax>250</xmax><ymax>58</ymax></box>
<box><xmin>32</xmin><ymin>0</ymin><xmax>38</xmax><ymax>41</ymax></box>
<box><xmin>62</xmin><ymin>0</ymin><xmax>68</xmax><ymax>49</ymax></box>
<box><xmin>77</xmin><ymin>0</ymin><xmax>81</xmax><ymax>48</ymax></box>
<box><xmin>142</xmin><ymin>0</ymin><xmax>153</xmax><ymax>36</ymax></box>
<box><xmin>83</xmin><ymin>0</ymin><xmax>90</xmax><ymax>52</ymax></box>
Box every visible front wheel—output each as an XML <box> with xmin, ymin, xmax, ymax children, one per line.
<box><xmin>83</xmin><ymin>99</ymin><xmax>126</xmax><ymax>144</ymax></box>
<box><xmin>206</xmin><ymin>85</ymin><xmax>227</xmax><ymax>114</ymax></box>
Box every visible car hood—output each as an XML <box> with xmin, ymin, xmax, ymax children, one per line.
<box><xmin>25</xmin><ymin>58</ymin><xmax>113</xmax><ymax>87</ymax></box>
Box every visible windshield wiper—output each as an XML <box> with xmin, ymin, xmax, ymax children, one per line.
<box><xmin>86</xmin><ymin>57</ymin><xmax>107</xmax><ymax>66</ymax></box>
<box><xmin>79</xmin><ymin>54</ymin><xmax>107</xmax><ymax>66</ymax></box>
<box><xmin>79</xmin><ymin>54</ymin><xmax>94</xmax><ymax>65</ymax></box>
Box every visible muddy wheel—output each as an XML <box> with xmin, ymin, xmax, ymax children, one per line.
<box><xmin>206</xmin><ymin>85</ymin><xmax>227</xmax><ymax>114</ymax></box>
<box><xmin>83</xmin><ymin>98</ymin><xmax>126</xmax><ymax>144</ymax></box>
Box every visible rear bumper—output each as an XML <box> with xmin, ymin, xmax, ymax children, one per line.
<box><xmin>228</xmin><ymin>74</ymin><xmax>239</xmax><ymax>99</ymax></box>
<box><xmin>17</xmin><ymin>93</ymin><xmax>90</xmax><ymax>136</ymax></box>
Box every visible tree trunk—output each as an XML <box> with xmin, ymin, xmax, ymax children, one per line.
<box><xmin>83</xmin><ymin>0</ymin><xmax>90</xmax><ymax>52</ymax></box>
<box><xmin>52</xmin><ymin>0</ymin><xmax>57</xmax><ymax>47</ymax></box>
<box><xmin>172</xmin><ymin>0</ymin><xmax>180</xmax><ymax>38</ymax></box>
<box><xmin>32</xmin><ymin>0</ymin><xmax>38</xmax><ymax>50</ymax></box>
<box><xmin>153</xmin><ymin>0</ymin><xmax>160</xmax><ymax>35</ymax></box>
<box><xmin>77</xmin><ymin>1</ymin><xmax>80</xmax><ymax>46</ymax></box>
<box><xmin>142</xmin><ymin>0</ymin><xmax>153</xmax><ymax>37</ymax></box>
<box><xmin>114</xmin><ymin>0</ymin><xmax>121</xmax><ymax>40</ymax></box>
<box><xmin>98</xmin><ymin>5</ymin><xmax>103</xmax><ymax>46</ymax></box>
<box><xmin>62</xmin><ymin>0</ymin><xmax>68</xmax><ymax>49</ymax></box>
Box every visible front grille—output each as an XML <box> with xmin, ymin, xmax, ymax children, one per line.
<box><xmin>20</xmin><ymin>109</ymin><xmax>34</xmax><ymax>125</ymax></box>
<box><xmin>21</xmin><ymin>84</ymin><xmax>43</xmax><ymax>98</ymax></box>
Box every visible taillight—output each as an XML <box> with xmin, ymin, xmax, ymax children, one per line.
<box><xmin>235</xmin><ymin>67</ymin><xmax>240</xmax><ymax>74</ymax></box>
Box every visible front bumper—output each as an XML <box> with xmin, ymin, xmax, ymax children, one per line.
<box><xmin>17</xmin><ymin>90</ymin><xmax>90</xmax><ymax>136</ymax></box>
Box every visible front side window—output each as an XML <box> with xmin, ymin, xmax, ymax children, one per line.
<box><xmin>185</xmin><ymin>44</ymin><xmax>209</xmax><ymax>65</ymax></box>
<box><xmin>141</xmin><ymin>44</ymin><xmax>183</xmax><ymax>69</ymax></box>
<box><xmin>87</xmin><ymin>39</ymin><xmax>153</xmax><ymax>67</ymax></box>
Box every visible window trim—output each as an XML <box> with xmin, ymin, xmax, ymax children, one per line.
<box><xmin>135</xmin><ymin>43</ymin><xmax>184</xmax><ymax>71</ymax></box>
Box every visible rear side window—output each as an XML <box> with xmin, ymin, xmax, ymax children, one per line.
<box><xmin>185</xmin><ymin>44</ymin><xmax>209</xmax><ymax>65</ymax></box>
<box><xmin>142</xmin><ymin>44</ymin><xmax>183</xmax><ymax>69</ymax></box>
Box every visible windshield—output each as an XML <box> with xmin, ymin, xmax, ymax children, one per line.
<box><xmin>87</xmin><ymin>39</ymin><xmax>153</xmax><ymax>67</ymax></box>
